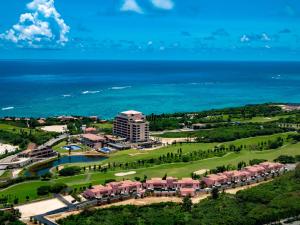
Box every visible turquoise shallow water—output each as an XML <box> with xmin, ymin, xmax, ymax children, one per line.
<box><xmin>0</xmin><ymin>60</ymin><xmax>300</xmax><ymax>118</ymax></box>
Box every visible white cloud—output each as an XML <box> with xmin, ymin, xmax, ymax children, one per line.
<box><xmin>240</xmin><ymin>35</ymin><xmax>250</xmax><ymax>43</ymax></box>
<box><xmin>261</xmin><ymin>33</ymin><xmax>271</xmax><ymax>41</ymax></box>
<box><xmin>0</xmin><ymin>0</ymin><xmax>69</xmax><ymax>48</ymax></box>
<box><xmin>120</xmin><ymin>0</ymin><xmax>174</xmax><ymax>14</ymax></box>
<box><xmin>121</xmin><ymin>0</ymin><xmax>143</xmax><ymax>14</ymax></box>
<box><xmin>151</xmin><ymin>0</ymin><xmax>174</xmax><ymax>10</ymax></box>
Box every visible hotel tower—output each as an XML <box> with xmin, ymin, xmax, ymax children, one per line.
<box><xmin>113</xmin><ymin>110</ymin><xmax>149</xmax><ymax>143</ymax></box>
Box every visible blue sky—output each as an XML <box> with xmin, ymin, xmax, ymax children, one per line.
<box><xmin>0</xmin><ymin>0</ymin><xmax>299</xmax><ymax>60</ymax></box>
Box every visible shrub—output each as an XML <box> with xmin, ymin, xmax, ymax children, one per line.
<box><xmin>59</xmin><ymin>166</ymin><xmax>81</xmax><ymax>176</ymax></box>
<box><xmin>37</xmin><ymin>185</ymin><xmax>51</xmax><ymax>195</ymax></box>
<box><xmin>274</xmin><ymin>155</ymin><xmax>296</xmax><ymax>164</ymax></box>
<box><xmin>295</xmin><ymin>164</ymin><xmax>300</xmax><ymax>179</ymax></box>
<box><xmin>37</xmin><ymin>183</ymin><xmax>68</xmax><ymax>195</ymax></box>
<box><xmin>249</xmin><ymin>159</ymin><xmax>267</xmax><ymax>166</ymax></box>
<box><xmin>50</xmin><ymin>183</ymin><xmax>67</xmax><ymax>194</ymax></box>
<box><xmin>41</xmin><ymin>172</ymin><xmax>52</xmax><ymax>180</ymax></box>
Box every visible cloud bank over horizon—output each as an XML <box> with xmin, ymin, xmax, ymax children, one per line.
<box><xmin>0</xmin><ymin>0</ymin><xmax>299</xmax><ymax>60</ymax></box>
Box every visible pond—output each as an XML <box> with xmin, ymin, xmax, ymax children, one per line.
<box><xmin>26</xmin><ymin>155</ymin><xmax>107</xmax><ymax>177</ymax></box>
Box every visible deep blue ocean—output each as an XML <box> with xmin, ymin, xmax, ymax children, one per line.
<box><xmin>0</xmin><ymin>60</ymin><xmax>300</xmax><ymax>119</ymax></box>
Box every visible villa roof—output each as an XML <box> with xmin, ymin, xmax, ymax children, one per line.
<box><xmin>226</xmin><ymin>170</ymin><xmax>250</xmax><ymax>178</ymax></box>
<box><xmin>177</xmin><ymin>178</ymin><xmax>200</xmax><ymax>184</ymax></box>
<box><xmin>85</xmin><ymin>127</ymin><xmax>97</xmax><ymax>132</ymax></box>
<box><xmin>81</xmin><ymin>133</ymin><xmax>105</xmax><ymax>142</ymax></box>
<box><xmin>37</xmin><ymin>119</ymin><xmax>46</xmax><ymax>124</ymax></box>
<box><xmin>205</xmin><ymin>173</ymin><xmax>228</xmax><ymax>180</ymax></box>
<box><xmin>107</xmin><ymin>180</ymin><xmax>141</xmax><ymax>189</ymax></box>
<box><xmin>91</xmin><ymin>185</ymin><xmax>112</xmax><ymax>192</ymax></box>
<box><xmin>259</xmin><ymin>162</ymin><xmax>283</xmax><ymax>169</ymax></box>
<box><xmin>244</xmin><ymin>165</ymin><xmax>265</xmax><ymax>173</ymax></box>
<box><xmin>120</xmin><ymin>180</ymin><xmax>141</xmax><ymax>188</ymax></box>
<box><xmin>166</xmin><ymin>177</ymin><xmax>178</xmax><ymax>181</ymax></box>
<box><xmin>252</xmin><ymin>165</ymin><xmax>266</xmax><ymax>170</ymax></box>
<box><xmin>146</xmin><ymin>178</ymin><xmax>167</xmax><ymax>184</ymax></box>
<box><xmin>180</xmin><ymin>188</ymin><xmax>196</xmax><ymax>196</ymax></box>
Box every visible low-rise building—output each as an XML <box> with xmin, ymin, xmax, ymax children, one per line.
<box><xmin>80</xmin><ymin>133</ymin><xmax>106</xmax><ymax>148</ymax></box>
<box><xmin>0</xmin><ymin>156</ymin><xmax>32</xmax><ymax>169</ymax></box>
<box><xmin>83</xmin><ymin>180</ymin><xmax>143</xmax><ymax>199</ymax></box>
<box><xmin>180</xmin><ymin>188</ymin><xmax>196</xmax><ymax>197</ymax></box>
<box><xmin>202</xmin><ymin>174</ymin><xmax>229</xmax><ymax>187</ymax></box>
<box><xmin>244</xmin><ymin>165</ymin><xmax>266</xmax><ymax>177</ymax></box>
<box><xmin>223</xmin><ymin>170</ymin><xmax>251</xmax><ymax>182</ymax></box>
<box><xmin>57</xmin><ymin>116</ymin><xmax>77</xmax><ymax>122</ymax></box>
<box><xmin>145</xmin><ymin>178</ymin><xmax>168</xmax><ymax>190</ymax></box>
<box><xmin>84</xmin><ymin>127</ymin><xmax>97</xmax><ymax>134</ymax></box>
<box><xmin>89</xmin><ymin>116</ymin><xmax>98</xmax><ymax>121</ymax></box>
<box><xmin>83</xmin><ymin>185</ymin><xmax>112</xmax><ymax>199</ymax></box>
<box><xmin>175</xmin><ymin>178</ymin><xmax>200</xmax><ymax>189</ymax></box>
<box><xmin>37</xmin><ymin>119</ymin><xmax>46</xmax><ymax>125</ymax></box>
<box><xmin>20</xmin><ymin>146</ymin><xmax>56</xmax><ymax>158</ymax></box>
<box><xmin>82</xmin><ymin>161</ymin><xmax>284</xmax><ymax>201</ymax></box>
<box><xmin>259</xmin><ymin>162</ymin><xmax>284</xmax><ymax>172</ymax></box>
<box><xmin>105</xmin><ymin>135</ymin><xmax>130</xmax><ymax>150</ymax></box>
<box><xmin>108</xmin><ymin>180</ymin><xmax>143</xmax><ymax>195</ymax></box>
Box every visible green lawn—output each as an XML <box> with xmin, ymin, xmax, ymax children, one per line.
<box><xmin>1</xmin><ymin>138</ymin><xmax>298</xmax><ymax>205</ymax></box>
<box><xmin>93</xmin><ymin>122</ymin><xmax>113</xmax><ymax>130</ymax></box>
<box><xmin>58</xmin><ymin>132</ymin><xmax>293</xmax><ymax>167</ymax></box>
<box><xmin>0</xmin><ymin>170</ymin><xmax>12</xmax><ymax>181</ymax></box>
<box><xmin>232</xmin><ymin>115</ymin><xmax>291</xmax><ymax>123</ymax></box>
<box><xmin>0</xmin><ymin>181</ymin><xmax>52</xmax><ymax>204</ymax></box>
<box><xmin>93</xmin><ymin>122</ymin><xmax>113</xmax><ymax>134</ymax></box>
<box><xmin>0</xmin><ymin>123</ymin><xmax>31</xmax><ymax>134</ymax></box>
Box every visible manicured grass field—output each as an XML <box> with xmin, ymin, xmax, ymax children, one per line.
<box><xmin>232</xmin><ymin>115</ymin><xmax>291</xmax><ymax>123</ymax></box>
<box><xmin>1</xmin><ymin>137</ymin><xmax>298</xmax><ymax>205</ymax></box>
<box><xmin>0</xmin><ymin>181</ymin><xmax>51</xmax><ymax>204</ymax></box>
<box><xmin>93</xmin><ymin>122</ymin><xmax>113</xmax><ymax>134</ymax></box>
<box><xmin>93</xmin><ymin>122</ymin><xmax>113</xmax><ymax>130</ymax></box>
<box><xmin>0</xmin><ymin>123</ymin><xmax>31</xmax><ymax>134</ymax></box>
<box><xmin>58</xmin><ymin>132</ymin><xmax>293</xmax><ymax>167</ymax></box>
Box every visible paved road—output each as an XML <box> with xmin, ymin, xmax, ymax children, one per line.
<box><xmin>35</xmin><ymin>215</ymin><xmax>58</xmax><ymax>225</ymax></box>
<box><xmin>55</xmin><ymin>194</ymin><xmax>75</xmax><ymax>209</ymax></box>
<box><xmin>38</xmin><ymin>134</ymin><xmax>68</xmax><ymax>149</ymax></box>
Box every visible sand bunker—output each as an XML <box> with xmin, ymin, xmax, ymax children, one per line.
<box><xmin>41</xmin><ymin>125</ymin><xmax>67</xmax><ymax>133</ymax></box>
<box><xmin>193</xmin><ymin>169</ymin><xmax>208</xmax><ymax>175</ymax></box>
<box><xmin>129</xmin><ymin>152</ymin><xmax>148</xmax><ymax>156</ymax></box>
<box><xmin>115</xmin><ymin>171</ymin><xmax>136</xmax><ymax>177</ymax></box>
<box><xmin>160</xmin><ymin>137</ymin><xmax>196</xmax><ymax>145</ymax></box>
